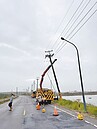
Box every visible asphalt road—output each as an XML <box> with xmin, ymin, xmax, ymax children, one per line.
<box><xmin>0</xmin><ymin>96</ymin><xmax>97</xmax><ymax>129</ymax></box>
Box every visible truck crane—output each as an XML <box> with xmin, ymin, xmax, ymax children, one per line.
<box><xmin>31</xmin><ymin>59</ymin><xmax>56</xmax><ymax>99</ymax></box>
<box><xmin>36</xmin><ymin>59</ymin><xmax>61</xmax><ymax>104</ymax></box>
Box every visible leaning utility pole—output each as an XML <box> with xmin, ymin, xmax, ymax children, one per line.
<box><xmin>45</xmin><ymin>50</ymin><xmax>62</xmax><ymax>99</ymax></box>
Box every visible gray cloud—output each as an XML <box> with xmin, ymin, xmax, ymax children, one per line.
<box><xmin>0</xmin><ymin>0</ymin><xmax>97</xmax><ymax>92</ymax></box>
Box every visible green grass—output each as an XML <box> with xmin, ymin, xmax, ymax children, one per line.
<box><xmin>87</xmin><ymin>104</ymin><xmax>97</xmax><ymax>116</ymax></box>
<box><xmin>53</xmin><ymin>99</ymin><xmax>97</xmax><ymax>117</ymax></box>
<box><xmin>0</xmin><ymin>93</ymin><xmax>10</xmax><ymax>104</ymax></box>
<box><xmin>0</xmin><ymin>93</ymin><xmax>10</xmax><ymax>99</ymax></box>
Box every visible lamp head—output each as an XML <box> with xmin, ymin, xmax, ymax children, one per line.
<box><xmin>61</xmin><ymin>37</ymin><xmax>65</xmax><ymax>40</ymax></box>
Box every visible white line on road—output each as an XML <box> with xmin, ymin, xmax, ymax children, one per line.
<box><xmin>50</xmin><ymin>105</ymin><xmax>97</xmax><ymax>128</ymax></box>
<box><xmin>23</xmin><ymin>109</ymin><xmax>26</xmax><ymax>116</ymax></box>
<box><xmin>85</xmin><ymin>120</ymin><xmax>97</xmax><ymax>128</ymax></box>
<box><xmin>50</xmin><ymin>105</ymin><xmax>75</xmax><ymax>117</ymax></box>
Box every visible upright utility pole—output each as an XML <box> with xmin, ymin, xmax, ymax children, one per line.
<box><xmin>36</xmin><ymin>77</ymin><xmax>39</xmax><ymax>91</ymax></box>
<box><xmin>45</xmin><ymin>50</ymin><xmax>62</xmax><ymax>99</ymax></box>
<box><xmin>33</xmin><ymin>80</ymin><xmax>35</xmax><ymax>91</ymax></box>
<box><xmin>16</xmin><ymin>87</ymin><xmax>18</xmax><ymax>96</ymax></box>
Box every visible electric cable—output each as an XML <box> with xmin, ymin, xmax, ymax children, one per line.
<box><xmin>55</xmin><ymin>0</ymin><xmax>92</xmax><ymax>53</ymax></box>
<box><xmin>63</xmin><ymin>0</ymin><xmax>92</xmax><ymax>38</ymax></box>
<box><xmin>50</xmin><ymin>0</ymin><xmax>75</xmax><ymax>50</ymax></box>
<box><xmin>55</xmin><ymin>9</ymin><xmax>97</xmax><ymax>55</ymax></box>
<box><xmin>69</xmin><ymin>9</ymin><xmax>97</xmax><ymax>40</ymax></box>
<box><xmin>54</xmin><ymin>2</ymin><xmax>97</xmax><ymax>55</ymax></box>
<box><xmin>51</xmin><ymin>0</ymin><xmax>85</xmax><ymax>51</ymax></box>
<box><xmin>47</xmin><ymin>73</ymin><xmax>57</xmax><ymax>92</ymax></box>
<box><xmin>66</xmin><ymin>2</ymin><xmax>97</xmax><ymax>39</ymax></box>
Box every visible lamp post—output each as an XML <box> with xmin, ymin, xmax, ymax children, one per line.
<box><xmin>61</xmin><ymin>37</ymin><xmax>87</xmax><ymax>112</ymax></box>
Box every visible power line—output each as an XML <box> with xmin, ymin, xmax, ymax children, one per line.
<box><xmin>54</xmin><ymin>2</ymin><xmax>97</xmax><ymax>55</ymax></box>
<box><xmin>55</xmin><ymin>9</ymin><xmax>97</xmax><ymax>55</ymax></box>
<box><xmin>47</xmin><ymin>73</ymin><xmax>57</xmax><ymax>92</ymax></box>
<box><xmin>50</xmin><ymin>0</ymin><xmax>75</xmax><ymax>50</ymax></box>
<box><xmin>54</xmin><ymin>0</ymin><xmax>91</xmax><ymax>53</ymax></box>
<box><xmin>69</xmin><ymin>9</ymin><xmax>97</xmax><ymax>40</ymax></box>
<box><xmin>52</xmin><ymin>0</ymin><xmax>85</xmax><ymax>51</ymax></box>
<box><xmin>46</xmin><ymin>0</ymin><xmax>74</xmax><ymax>50</ymax></box>
<box><xmin>63</xmin><ymin>0</ymin><xmax>92</xmax><ymax>38</ymax></box>
<box><xmin>66</xmin><ymin>2</ymin><xmax>97</xmax><ymax>39</ymax></box>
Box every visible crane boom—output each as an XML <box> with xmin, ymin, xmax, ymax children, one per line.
<box><xmin>40</xmin><ymin>59</ymin><xmax>57</xmax><ymax>90</ymax></box>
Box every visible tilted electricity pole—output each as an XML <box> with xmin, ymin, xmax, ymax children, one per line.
<box><xmin>45</xmin><ymin>50</ymin><xmax>62</xmax><ymax>99</ymax></box>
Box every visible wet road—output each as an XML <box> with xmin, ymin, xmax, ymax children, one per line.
<box><xmin>0</xmin><ymin>96</ymin><xmax>97</xmax><ymax>129</ymax></box>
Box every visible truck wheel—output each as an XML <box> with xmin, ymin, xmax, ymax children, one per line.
<box><xmin>47</xmin><ymin>100</ymin><xmax>51</xmax><ymax>104</ymax></box>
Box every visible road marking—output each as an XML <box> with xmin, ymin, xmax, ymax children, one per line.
<box><xmin>23</xmin><ymin>109</ymin><xmax>26</xmax><ymax>116</ymax></box>
<box><xmin>50</xmin><ymin>105</ymin><xmax>97</xmax><ymax>128</ymax></box>
<box><xmin>50</xmin><ymin>105</ymin><xmax>75</xmax><ymax>117</ymax></box>
<box><xmin>85</xmin><ymin>120</ymin><xmax>97</xmax><ymax>128</ymax></box>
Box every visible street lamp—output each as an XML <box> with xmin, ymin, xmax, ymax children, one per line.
<box><xmin>61</xmin><ymin>37</ymin><xmax>87</xmax><ymax>112</ymax></box>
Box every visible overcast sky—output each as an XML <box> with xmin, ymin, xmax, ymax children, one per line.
<box><xmin>0</xmin><ymin>0</ymin><xmax>97</xmax><ymax>93</ymax></box>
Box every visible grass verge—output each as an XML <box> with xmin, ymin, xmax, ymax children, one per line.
<box><xmin>0</xmin><ymin>93</ymin><xmax>11</xmax><ymax>104</ymax></box>
<box><xmin>53</xmin><ymin>99</ymin><xmax>97</xmax><ymax>117</ymax></box>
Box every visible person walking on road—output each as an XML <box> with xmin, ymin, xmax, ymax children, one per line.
<box><xmin>8</xmin><ymin>93</ymin><xmax>14</xmax><ymax>111</ymax></box>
